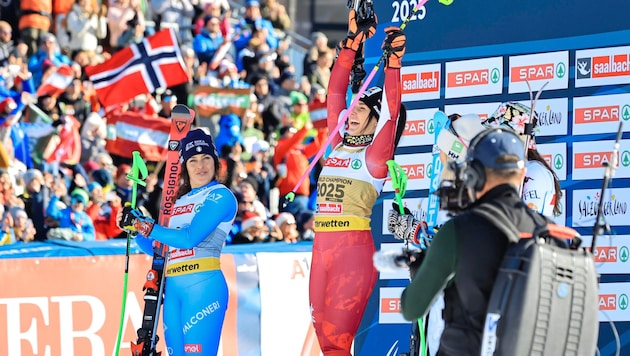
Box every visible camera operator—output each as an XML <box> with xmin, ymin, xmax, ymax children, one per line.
<box><xmin>399</xmin><ymin>127</ymin><xmax>547</xmax><ymax>355</ymax></box>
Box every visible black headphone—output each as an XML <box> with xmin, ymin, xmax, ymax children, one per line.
<box><xmin>461</xmin><ymin>127</ymin><xmax>499</xmax><ymax>192</ymax></box>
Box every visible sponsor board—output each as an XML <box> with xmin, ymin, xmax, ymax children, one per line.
<box><xmin>381</xmin><ymin>198</ymin><xmax>428</xmax><ymax>237</ymax></box>
<box><xmin>572</xmin><ymin>188</ymin><xmax>630</xmax><ymax>228</ymax></box>
<box><xmin>445</xmin><ymin>57</ymin><xmax>503</xmax><ymax>98</ymax></box>
<box><xmin>508</xmin><ymin>51</ymin><xmax>569</xmax><ymax>93</ymax></box>
<box><xmin>445</xmin><ymin>102</ymin><xmax>501</xmax><ymax>122</ymax></box>
<box><xmin>518</xmin><ymin>97</ymin><xmax>568</xmax><ymax>137</ymax></box>
<box><xmin>572</xmin><ymin>93</ymin><xmax>630</xmax><ymax>135</ymax></box>
<box><xmin>378</xmin><ymin>287</ymin><xmax>408</xmax><ymax>324</ymax></box>
<box><xmin>398</xmin><ymin>108</ymin><xmax>439</xmax><ymax>147</ymax></box>
<box><xmin>580</xmin><ymin>235</ymin><xmax>630</xmax><ymax>275</ymax></box>
<box><xmin>597</xmin><ymin>283</ymin><xmax>630</xmax><ymax>322</ymax></box>
<box><xmin>572</xmin><ymin>140</ymin><xmax>630</xmax><ymax>180</ymax></box>
<box><xmin>576</xmin><ymin>46</ymin><xmax>630</xmax><ymax>88</ymax></box>
<box><xmin>383</xmin><ymin>153</ymin><xmax>433</xmax><ymax>192</ymax></box>
<box><xmin>535</xmin><ymin>142</ymin><xmax>567</xmax><ymax>181</ymax></box>
<box><xmin>400</xmin><ymin>64</ymin><xmax>441</xmax><ymax>102</ymax></box>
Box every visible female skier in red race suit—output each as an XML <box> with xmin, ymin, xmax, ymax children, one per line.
<box><xmin>309</xmin><ymin>9</ymin><xmax>407</xmax><ymax>356</ymax></box>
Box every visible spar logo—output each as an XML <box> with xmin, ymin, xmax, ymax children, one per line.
<box><xmin>575</xmin><ymin>105</ymin><xmax>623</xmax><ymax>124</ymax></box>
<box><xmin>404</xmin><ymin>119</ymin><xmax>426</xmax><ymax>135</ymax></box>
<box><xmin>402</xmin><ymin>163</ymin><xmax>425</xmax><ymax>179</ymax></box>
<box><xmin>381</xmin><ymin>297</ymin><xmax>401</xmax><ymax>313</ymax></box>
<box><xmin>447</xmin><ymin>68</ymin><xmax>500</xmax><ymax>87</ymax></box>
<box><xmin>324</xmin><ymin>157</ymin><xmax>350</xmax><ymax>168</ymax></box>
<box><xmin>574</xmin><ymin>151</ymin><xmax>618</xmax><ymax>168</ymax></box>
<box><xmin>401</xmin><ymin>71</ymin><xmax>439</xmax><ymax>94</ymax></box>
<box><xmin>511</xmin><ymin>62</ymin><xmax>565</xmax><ymax>82</ymax></box>
<box><xmin>172</xmin><ymin>203</ymin><xmax>194</xmax><ymax>215</ymax></box>
<box><xmin>599</xmin><ymin>294</ymin><xmax>628</xmax><ymax>311</ymax></box>
<box><xmin>622</xmin><ymin>151</ymin><xmax>630</xmax><ymax>168</ymax></box>
<box><xmin>542</xmin><ymin>153</ymin><xmax>564</xmax><ymax>171</ymax></box>
<box><xmin>593</xmin><ymin>245</ymin><xmax>629</xmax><ymax>263</ymax></box>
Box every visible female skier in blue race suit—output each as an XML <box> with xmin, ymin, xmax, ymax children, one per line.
<box><xmin>119</xmin><ymin>128</ymin><xmax>237</xmax><ymax>356</ymax></box>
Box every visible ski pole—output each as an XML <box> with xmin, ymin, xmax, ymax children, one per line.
<box><xmin>387</xmin><ymin>160</ymin><xmax>408</xmax><ymax>214</ymax></box>
<box><xmin>285</xmin><ymin>0</ymin><xmax>451</xmax><ymax>203</ymax></box>
<box><xmin>114</xmin><ymin>151</ymin><xmax>148</xmax><ymax>356</ymax></box>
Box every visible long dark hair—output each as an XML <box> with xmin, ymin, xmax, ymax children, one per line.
<box><xmin>175</xmin><ymin>156</ymin><xmax>222</xmax><ymax>199</ymax></box>
<box><xmin>527</xmin><ymin>148</ymin><xmax>563</xmax><ymax>216</ymax></box>
<box><xmin>394</xmin><ymin>103</ymin><xmax>407</xmax><ymax>149</ymax></box>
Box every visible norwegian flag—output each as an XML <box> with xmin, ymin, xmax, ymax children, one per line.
<box><xmin>105</xmin><ymin>111</ymin><xmax>171</xmax><ymax>161</ymax></box>
<box><xmin>86</xmin><ymin>29</ymin><xmax>189</xmax><ymax>108</ymax></box>
<box><xmin>36</xmin><ymin>64</ymin><xmax>74</xmax><ymax>98</ymax></box>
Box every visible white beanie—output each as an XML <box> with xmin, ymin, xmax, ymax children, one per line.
<box><xmin>241</xmin><ymin>211</ymin><xmax>263</xmax><ymax>231</ymax></box>
<box><xmin>436</xmin><ymin>114</ymin><xmax>486</xmax><ymax>162</ymax></box>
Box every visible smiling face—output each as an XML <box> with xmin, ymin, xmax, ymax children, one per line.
<box><xmin>347</xmin><ymin>101</ymin><xmax>377</xmax><ymax>136</ymax></box>
<box><xmin>186</xmin><ymin>153</ymin><xmax>216</xmax><ymax>188</ymax></box>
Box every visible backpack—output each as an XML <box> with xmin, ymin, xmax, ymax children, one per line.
<box><xmin>474</xmin><ymin>203</ymin><xmax>599</xmax><ymax>356</ymax></box>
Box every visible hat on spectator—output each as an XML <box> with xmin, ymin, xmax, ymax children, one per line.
<box><xmin>291</xmin><ymin>91</ymin><xmax>308</xmax><ymax>106</ymax></box>
<box><xmin>0</xmin><ymin>97</ymin><xmax>16</xmax><ymax>113</ymax></box>
<box><xmin>22</xmin><ymin>169</ymin><xmax>44</xmax><ymax>185</ymax></box>
<box><xmin>115</xmin><ymin>164</ymin><xmax>132</xmax><ymax>181</ymax></box>
<box><xmin>279</xmin><ymin>125</ymin><xmax>297</xmax><ymax>136</ymax></box>
<box><xmin>83</xmin><ymin>161</ymin><xmax>100</xmax><ymax>174</ymax></box>
<box><xmin>87</xmin><ymin>182</ymin><xmax>102</xmax><ymax>193</ymax></box>
<box><xmin>252</xmin><ymin>140</ymin><xmax>270</xmax><ymax>156</ymax></box>
<box><xmin>91</xmin><ymin>168</ymin><xmax>113</xmax><ymax>192</ymax></box>
<box><xmin>179</xmin><ymin>129</ymin><xmax>219</xmax><ymax>164</ymax></box>
<box><xmin>275</xmin><ymin>212</ymin><xmax>296</xmax><ymax>226</ymax></box>
<box><xmin>241</xmin><ymin>175</ymin><xmax>259</xmax><ymax>192</ymax></box>
<box><xmin>241</xmin><ymin>211</ymin><xmax>262</xmax><ymax>231</ymax></box>
<box><xmin>71</xmin><ymin>188</ymin><xmax>89</xmax><ymax>205</ymax></box>
<box><xmin>278</xmin><ymin>70</ymin><xmax>297</xmax><ymax>84</ymax></box>
<box><xmin>245</xmin><ymin>0</ymin><xmax>260</xmax><ymax>7</ymax></box>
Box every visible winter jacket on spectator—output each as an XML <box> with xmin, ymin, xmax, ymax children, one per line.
<box><xmin>46</xmin><ymin>192</ymin><xmax>95</xmax><ymax>241</ymax></box>
<box><xmin>66</xmin><ymin>2</ymin><xmax>107</xmax><ymax>53</ymax></box>
<box><xmin>192</xmin><ymin>25</ymin><xmax>225</xmax><ymax>65</ymax></box>
<box><xmin>27</xmin><ymin>35</ymin><xmax>71</xmax><ymax>87</ymax></box>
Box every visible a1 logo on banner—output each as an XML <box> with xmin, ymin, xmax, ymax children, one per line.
<box><xmin>575</xmin><ymin>46</ymin><xmax>630</xmax><ymax>88</ymax></box>
<box><xmin>398</xmin><ymin>108</ymin><xmax>439</xmax><ymax>147</ymax></box>
<box><xmin>508</xmin><ymin>51</ymin><xmax>569</xmax><ymax>93</ymax></box>
<box><xmin>572</xmin><ymin>93</ymin><xmax>630</xmax><ymax>135</ymax></box>
<box><xmin>383</xmin><ymin>153</ymin><xmax>433</xmax><ymax>192</ymax></box>
<box><xmin>445</xmin><ymin>57</ymin><xmax>503</xmax><ymax>99</ymax></box>
<box><xmin>535</xmin><ymin>142</ymin><xmax>567</xmax><ymax>181</ymax></box>
<box><xmin>572</xmin><ymin>188</ymin><xmax>630</xmax><ymax>228</ymax></box>
<box><xmin>572</xmin><ymin>140</ymin><xmax>630</xmax><ymax>180</ymax></box>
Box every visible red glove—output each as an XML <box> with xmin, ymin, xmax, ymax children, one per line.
<box><xmin>382</xmin><ymin>26</ymin><xmax>406</xmax><ymax>69</ymax></box>
<box><xmin>341</xmin><ymin>9</ymin><xmax>377</xmax><ymax>51</ymax></box>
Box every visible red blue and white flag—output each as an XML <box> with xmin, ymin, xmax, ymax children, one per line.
<box><xmin>86</xmin><ymin>29</ymin><xmax>189</xmax><ymax>108</ymax></box>
<box><xmin>105</xmin><ymin>111</ymin><xmax>171</xmax><ymax>161</ymax></box>
<box><xmin>36</xmin><ymin>64</ymin><xmax>74</xmax><ymax>98</ymax></box>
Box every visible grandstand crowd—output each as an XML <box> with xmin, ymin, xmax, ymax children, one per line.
<box><xmin>0</xmin><ymin>0</ymin><xmax>334</xmax><ymax>245</ymax></box>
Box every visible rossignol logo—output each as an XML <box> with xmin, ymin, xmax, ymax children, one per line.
<box><xmin>574</xmin><ymin>151</ymin><xmax>618</xmax><ymax>168</ymax></box>
<box><xmin>172</xmin><ymin>204</ymin><xmax>194</xmax><ymax>215</ymax></box>
<box><xmin>401</xmin><ymin>71</ymin><xmax>439</xmax><ymax>94</ymax></box>
<box><xmin>174</xmin><ymin>118</ymin><xmax>188</xmax><ymax>133</ymax></box>
<box><xmin>575</xmin><ymin>105</ymin><xmax>620</xmax><ymax>124</ymax></box>
<box><xmin>511</xmin><ymin>63</ymin><xmax>557</xmax><ymax>81</ymax></box>
<box><xmin>184</xmin><ymin>344</ymin><xmax>202</xmax><ymax>353</ymax></box>
<box><xmin>324</xmin><ymin>157</ymin><xmax>350</xmax><ymax>168</ymax></box>
<box><xmin>402</xmin><ymin>163</ymin><xmax>425</xmax><ymax>179</ymax></box>
<box><xmin>170</xmin><ymin>248</ymin><xmax>195</xmax><ymax>260</ymax></box>
<box><xmin>599</xmin><ymin>294</ymin><xmax>628</xmax><ymax>311</ymax></box>
<box><xmin>403</xmin><ymin>119</ymin><xmax>426</xmax><ymax>135</ymax></box>
<box><xmin>316</xmin><ymin>203</ymin><xmax>343</xmax><ymax>214</ymax></box>
<box><xmin>168</xmin><ymin>140</ymin><xmax>180</xmax><ymax>151</ymax></box>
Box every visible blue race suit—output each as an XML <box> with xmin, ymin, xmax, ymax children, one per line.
<box><xmin>135</xmin><ymin>180</ymin><xmax>237</xmax><ymax>356</ymax></box>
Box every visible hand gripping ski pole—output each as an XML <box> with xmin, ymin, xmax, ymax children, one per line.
<box><xmin>387</xmin><ymin>160</ymin><xmax>408</xmax><ymax>214</ymax></box>
<box><xmin>285</xmin><ymin>0</ymin><xmax>453</xmax><ymax>203</ymax></box>
<box><xmin>114</xmin><ymin>151</ymin><xmax>148</xmax><ymax>356</ymax></box>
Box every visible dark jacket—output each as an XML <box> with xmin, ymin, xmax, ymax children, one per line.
<box><xmin>401</xmin><ymin>184</ymin><xmax>548</xmax><ymax>355</ymax></box>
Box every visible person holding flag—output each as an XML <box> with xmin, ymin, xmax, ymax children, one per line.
<box><xmin>117</xmin><ymin>128</ymin><xmax>237</xmax><ymax>356</ymax></box>
<box><xmin>308</xmin><ymin>8</ymin><xmax>407</xmax><ymax>355</ymax></box>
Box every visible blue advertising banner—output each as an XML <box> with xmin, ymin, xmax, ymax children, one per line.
<box><xmin>356</xmin><ymin>1</ymin><xmax>630</xmax><ymax>356</ymax></box>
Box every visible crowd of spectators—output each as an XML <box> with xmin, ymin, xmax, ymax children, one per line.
<box><xmin>0</xmin><ymin>0</ymin><xmax>333</xmax><ymax>246</ymax></box>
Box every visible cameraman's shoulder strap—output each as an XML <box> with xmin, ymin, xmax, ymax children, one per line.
<box><xmin>472</xmin><ymin>203</ymin><xmax>520</xmax><ymax>243</ymax></box>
